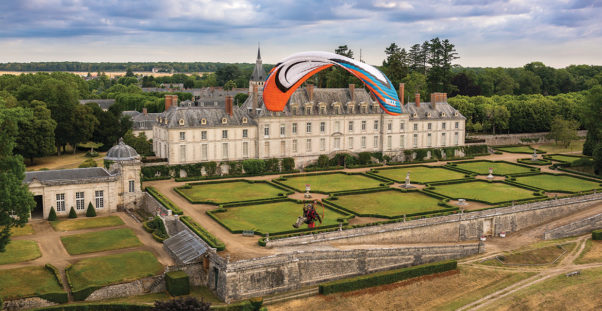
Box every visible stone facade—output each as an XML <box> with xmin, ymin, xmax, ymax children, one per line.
<box><xmin>544</xmin><ymin>212</ymin><xmax>602</xmax><ymax>240</ymax></box>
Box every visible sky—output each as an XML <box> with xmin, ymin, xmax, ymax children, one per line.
<box><xmin>0</xmin><ymin>0</ymin><xmax>601</xmax><ymax>68</ymax></box>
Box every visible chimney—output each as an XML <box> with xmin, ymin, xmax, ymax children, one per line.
<box><xmin>225</xmin><ymin>95</ymin><xmax>233</xmax><ymax>116</ymax></box>
<box><xmin>143</xmin><ymin>107</ymin><xmax>147</xmax><ymax>115</ymax></box>
<box><xmin>252</xmin><ymin>84</ymin><xmax>258</xmax><ymax>114</ymax></box>
<box><xmin>349</xmin><ymin>84</ymin><xmax>355</xmax><ymax>102</ymax></box>
<box><xmin>430</xmin><ymin>93</ymin><xmax>435</xmax><ymax>105</ymax></box>
<box><xmin>307</xmin><ymin>84</ymin><xmax>314</xmax><ymax>102</ymax></box>
<box><xmin>443</xmin><ymin>93</ymin><xmax>447</xmax><ymax>102</ymax></box>
<box><xmin>399</xmin><ymin>83</ymin><xmax>405</xmax><ymax>105</ymax></box>
<box><xmin>415</xmin><ymin>93</ymin><xmax>420</xmax><ymax>108</ymax></box>
<box><xmin>164</xmin><ymin>95</ymin><xmax>172</xmax><ymax>111</ymax></box>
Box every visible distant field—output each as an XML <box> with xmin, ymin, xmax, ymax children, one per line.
<box><xmin>329</xmin><ymin>190</ymin><xmax>448</xmax><ymax>218</ymax></box>
<box><xmin>428</xmin><ymin>181</ymin><xmax>539</xmax><ymax>203</ymax></box>
<box><xmin>277</xmin><ymin>173</ymin><xmax>383</xmax><ymax>193</ymax></box>
<box><xmin>371</xmin><ymin>166</ymin><xmax>466</xmax><ymax>183</ymax></box>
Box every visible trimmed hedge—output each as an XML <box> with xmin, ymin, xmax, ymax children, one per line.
<box><xmin>517</xmin><ymin>158</ymin><xmax>552</xmax><ymax>166</ymax></box>
<box><xmin>145</xmin><ymin>186</ymin><xmax>183</xmax><ymax>215</ymax></box>
<box><xmin>593</xmin><ymin>229</ymin><xmax>602</xmax><ymax>240</ymax></box>
<box><xmin>144</xmin><ymin>216</ymin><xmax>168</xmax><ymax>242</ymax></box>
<box><xmin>71</xmin><ymin>285</ymin><xmax>103</xmax><ymax>301</ymax></box>
<box><xmin>175</xmin><ymin>179</ymin><xmax>294</xmax><ymax>205</ymax></box>
<box><xmin>86</xmin><ymin>202</ymin><xmax>96</xmax><ymax>217</ymax></box>
<box><xmin>33</xmin><ymin>304</ymin><xmax>152</xmax><ymax>310</ymax></box>
<box><xmin>37</xmin><ymin>292</ymin><xmax>69</xmax><ymax>304</ymax></box>
<box><xmin>180</xmin><ymin>216</ymin><xmax>226</xmax><ymax>251</ymax></box>
<box><xmin>319</xmin><ymin>260</ymin><xmax>457</xmax><ymax>295</ymax></box>
<box><xmin>211</xmin><ymin>297</ymin><xmax>263</xmax><ymax>311</ymax></box>
<box><xmin>44</xmin><ymin>264</ymin><xmax>64</xmax><ymax>288</ymax></box>
<box><xmin>165</xmin><ymin>270</ymin><xmax>190</xmax><ymax>296</ymax></box>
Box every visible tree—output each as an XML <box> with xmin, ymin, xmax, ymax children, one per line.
<box><xmin>234</xmin><ymin>93</ymin><xmax>249</xmax><ymax>106</ymax></box>
<box><xmin>382</xmin><ymin>43</ymin><xmax>408</xmax><ymax>87</ymax></box>
<box><xmin>547</xmin><ymin>115</ymin><xmax>579</xmax><ymax>148</ymax></box>
<box><xmin>68</xmin><ymin>207</ymin><xmax>77</xmax><ymax>218</ymax></box>
<box><xmin>152</xmin><ymin>297</ymin><xmax>211</xmax><ymax>311</ymax></box>
<box><xmin>47</xmin><ymin>207</ymin><xmax>57</xmax><ymax>221</ymax></box>
<box><xmin>581</xmin><ymin>86</ymin><xmax>602</xmax><ymax>155</ymax></box>
<box><xmin>86</xmin><ymin>202</ymin><xmax>96</xmax><ymax>217</ymax></box>
<box><xmin>183</xmin><ymin>78</ymin><xmax>194</xmax><ymax>89</ymax></box>
<box><xmin>0</xmin><ymin>103</ymin><xmax>35</xmax><ymax>252</ymax></box>
<box><xmin>36</xmin><ymin>78</ymin><xmax>78</xmax><ymax>154</ymax></box>
<box><xmin>402</xmin><ymin>72</ymin><xmax>427</xmax><ymax>102</ymax></box>
<box><xmin>317</xmin><ymin>155</ymin><xmax>329</xmax><ymax>168</ymax></box>
<box><xmin>69</xmin><ymin>104</ymin><xmax>99</xmax><ymax>153</ymax></box>
<box><xmin>123</xmin><ymin>130</ymin><xmax>152</xmax><ymax>155</ymax></box>
<box><xmin>593</xmin><ymin>143</ymin><xmax>602</xmax><ymax>175</ymax></box>
<box><xmin>481</xmin><ymin>103</ymin><xmax>510</xmax><ymax>135</ymax></box>
<box><xmin>125</xmin><ymin>67</ymin><xmax>135</xmax><ymax>77</ymax></box>
<box><xmin>215</xmin><ymin>65</ymin><xmax>241</xmax><ymax>86</ymax></box>
<box><xmin>224</xmin><ymin>80</ymin><xmax>237</xmax><ymax>91</ymax></box>
<box><xmin>14</xmin><ymin>100</ymin><xmax>57</xmax><ymax>164</ymax></box>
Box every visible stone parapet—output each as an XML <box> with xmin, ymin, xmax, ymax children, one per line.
<box><xmin>544</xmin><ymin>212</ymin><xmax>602</xmax><ymax>240</ymax></box>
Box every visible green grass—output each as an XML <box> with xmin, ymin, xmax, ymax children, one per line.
<box><xmin>278</xmin><ymin>173</ymin><xmax>383</xmax><ymax>193</ymax></box>
<box><xmin>547</xmin><ymin>154</ymin><xmax>587</xmax><ymax>163</ymax></box>
<box><xmin>495</xmin><ymin>145</ymin><xmax>538</xmax><ymax>154</ymax></box>
<box><xmin>80</xmin><ymin>285</ymin><xmax>223</xmax><ymax>305</ymax></box>
<box><xmin>60</xmin><ymin>228</ymin><xmax>142</xmax><ymax>255</ymax></box>
<box><xmin>428</xmin><ymin>181</ymin><xmax>538</xmax><ymax>203</ymax></box>
<box><xmin>10</xmin><ymin>224</ymin><xmax>34</xmax><ymax>236</ymax></box>
<box><xmin>514</xmin><ymin>174</ymin><xmax>601</xmax><ymax>193</ymax></box>
<box><xmin>371</xmin><ymin>166</ymin><xmax>466</xmax><ymax>183</ymax></box>
<box><xmin>51</xmin><ymin>216</ymin><xmax>124</xmax><ymax>232</ymax></box>
<box><xmin>177</xmin><ymin>181</ymin><xmax>286</xmax><ymax>204</ymax></box>
<box><xmin>0</xmin><ymin>265</ymin><xmax>64</xmax><ymax>299</ymax></box>
<box><xmin>212</xmin><ymin>201</ymin><xmax>348</xmax><ymax>233</ymax></box>
<box><xmin>67</xmin><ymin>251</ymin><xmax>163</xmax><ymax>291</ymax></box>
<box><xmin>453</xmin><ymin>161</ymin><xmax>533</xmax><ymax>175</ymax></box>
<box><xmin>535</xmin><ymin>140</ymin><xmax>584</xmax><ymax>154</ymax></box>
<box><xmin>0</xmin><ymin>240</ymin><xmax>41</xmax><ymax>265</ymax></box>
<box><xmin>330</xmin><ymin>190</ymin><xmax>447</xmax><ymax>218</ymax></box>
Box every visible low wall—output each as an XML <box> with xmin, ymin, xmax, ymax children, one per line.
<box><xmin>85</xmin><ymin>275</ymin><xmax>165</xmax><ymax>301</ymax></box>
<box><xmin>544</xmin><ymin>213</ymin><xmax>602</xmax><ymax>240</ymax></box>
<box><xmin>219</xmin><ymin>243</ymin><xmax>481</xmax><ymax>302</ymax></box>
<box><xmin>3</xmin><ymin>297</ymin><xmax>57</xmax><ymax>311</ymax></box>
<box><xmin>267</xmin><ymin>193</ymin><xmax>602</xmax><ymax>248</ymax></box>
<box><xmin>467</xmin><ymin>130</ymin><xmax>587</xmax><ymax>146</ymax></box>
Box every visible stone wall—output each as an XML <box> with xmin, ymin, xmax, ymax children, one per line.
<box><xmin>544</xmin><ymin>213</ymin><xmax>602</xmax><ymax>240</ymax></box>
<box><xmin>217</xmin><ymin>243</ymin><xmax>481</xmax><ymax>302</ymax></box>
<box><xmin>267</xmin><ymin>194</ymin><xmax>602</xmax><ymax>248</ymax></box>
<box><xmin>85</xmin><ymin>275</ymin><xmax>165</xmax><ymax>301</ymax></box>
<box><xmin>466</xmin><ymin>130</ymin><xmax>587</xmax><ymax>146</ymax></box>
<box><xmin>3</xmin><ymin>297</ymin><xmax>57</xmax><ymax>311</ymax></box>
<box><xmin>142</xmin><ymin>192</ymin><xmax>170</xmax><ymax>217</ymax></box>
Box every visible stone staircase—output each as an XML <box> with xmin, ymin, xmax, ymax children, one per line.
<box><xmin>263</xmin><ymin>286</ymin><xmax>319</xmax><ymax>305</ymax></box>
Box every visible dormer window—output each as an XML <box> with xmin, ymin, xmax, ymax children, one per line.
<box><xmin>179</xmin><ymin>119</ymin><xmax>185</xmax><ymax>126</ymax></box>
<box><xmin>242</xmin><ymin>117</ymin><xmax>248</xmax><ymax>124</ymax></box>
<box><xmin>427</xmin><ymin>112</ymin><xmax>432</xmax><ymax>118</ymax></box>
<box><xmin>441</xmin><ymin>112</ymin><xmax>446</xmax><ymax>117</ymax></box>
<box><xmin>201</xmin><ymin>118</ymin><xmax>207</xmax><ymax>125</ymax></box>
<box><xmin>454</xmin><ymin>111</ymin><xmax>459</xmax><ymax>117</ymax></box>
<box><xmin>164</xmin><ymin>119</ymin><xmax>168</xmax><ymax>125</ymax></box>
<box><xmin>305</xmin><ymin>106</ymin><xmax>312</xmax><ymax>115</ymax></box>
<box><xmin>222</xmin><ymin>118</ymin><xmax>228</xmax><ymax>124</ymax></box>
<box><xmin>412</xmin><ymin>112</ymin><xmax>418</xmax><ymax>118</ymax></box>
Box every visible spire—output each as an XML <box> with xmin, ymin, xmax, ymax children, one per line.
<box><xmin>251</xmin><ymin>44</ymin><xmax>266</xmax><ymax>82</ymax></box>
<box><xmin>257</xmin><ymin>42</ymin><xmax>261</xmax><ymax>60</ymax></box>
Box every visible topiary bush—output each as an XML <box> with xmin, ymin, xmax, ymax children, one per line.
<box><xmin>79</xmin><ymin>158</ymin><xmax>98</xmax><ymax>168</ymax></box>
<box><xmin>48</xmin><ymin>206</ymin><xmax>57</xmax><ymax>221</ymax></box>
<box><xmin>69</xmin><ymin>206</ymin><xmax>77</xmax><ymax>218</ymax></box>
<box><xmin>593</xmin><ymin>229</ymin><xmax>602</xmax><ymax>240</ymax></box>
<box><xmin>86</xmin><ymin>202</ymin><xmax>97</xmax><ymax>217</ymax></box>
<box><xmin>165</xmin><ymin>270</ymin><xmax>190</xmax><ymax>296</ymax></box>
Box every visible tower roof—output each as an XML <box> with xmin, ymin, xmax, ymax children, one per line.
<box><xmin>251</xmin><ymin>45</ymin><xmax>266</xmax><ymax>82</ymax></box>
<box><xmin>105</xmin><ymin>137</ymin><xmax>139</xmax><ymax>161</ymax></box>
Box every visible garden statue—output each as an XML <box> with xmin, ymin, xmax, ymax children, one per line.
<box><xmin>531</xmin><ymin>149</ymin><xmax>538</xmax><ymax>161</ymax></box>
<box><xmin>304</xmin><ymin>184</ymin><xmax>312</xmax><ymax>198</ymax></box>
<box><xmin>487</xmin><ymin>167</ymin><xmax>494</xmax><ymax>180</ymax></box>
<box><xmin>405</xmin><ymin>172</ymin><xmax>411</xmax><ymax>187</ymax></box>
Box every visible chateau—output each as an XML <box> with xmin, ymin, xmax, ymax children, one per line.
<box><xmin>151</xmin><ymin>48</ymin><xmax>466</xmax><ymax>167</ymax></box>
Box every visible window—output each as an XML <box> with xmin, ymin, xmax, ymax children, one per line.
<box><xmin>387</xmin><ymin>121</ymin><xmax>392</xmax><ymax>131</ymax></box>
<box><xmin>387</xmin><ymin>136</ymin><xmax>392</xmax><ymax>150</ymax></box>
<box><xmin>180</xmin><ymin>145</ymin><xmax>186</xmax><ymax>162</ymax></box>
<box><xmin>427</xmin><ymin>133</ymin><xmax>432</xmax><ymax>147</ymax></box>
<box><xmin>264</xmin><ymin>125</ymin><xmax>270</xmax><ymax>137</ymax></box>
<box><xmin>264</xmin><ymin>142</ymin><xmax>269</xmax><ymax>156</ymax></box>
<box><xmin>242</xmin><ymin>129</ymin><xmax>248</xmax><ymax>138</ymax></box>
<box><xmin>201</xmin><ymin>118</ymin><xmax>207</xmax><ymax>125</ymax></box>
<box><xmin>320</xmin><ymin>122</ymin><xmax>325</xmax><ymax>133</ymax></box>
<box><xmin>454</xmin><ymin>132</ymin><xmax>459</xmax><ymax>145</ymax></box>
<box><xmin>202</xmin><ymin>144</ymin><xmax>208</xmax><ymax>160</ymax></box>
<box><xmin>222</xmin><ymin>130</ymin><xmax>228</xmax><ymax>139</ymax></box>
<box><xmin>306</xmin><ymin>139</ymin><xmax>312</xmax><ymax>152</ymax></box>
<box><xmin>400</xmin><ymin>135</ymin><xmax>405</xmax><ymax>148</ymax></box>
<box><xmin>243</xmin><ymin>142</ymin><xmax>248</xmax><ymax>157</ymax></box>
<box><xmin>222</xmin><ymin>143</ymin><xmax>229</xmax><ymax>159</ymax></box>
<box><xmin>455</xmin><ymin>122</ymin><xmax>459</xmax><ymax>129</ymax></box>
<box><xmin>334</xmin><ymin>121</ymin><xmax>340</xmax><ymax>132</ymax></box>
<box><xmin>320</xmin><ymin>138</ymin><xmax>326</xmax><ymax>151</ymax></box>
<box><xmin>75</xmin><ymin>192</ymin><xmax>84</xmax><ymax>210</ymax></box>
<box><xmin>305</xmin><ymin>106</ymin><xmax>312</xmax><ymax>115</ymax></box>
<box><xmin>95</xmin><ymin>191</ymin><xmax>104</xmax><ymax>209</ymax></box>
<box><xmin>221</xmin><ymin>118</ymin><xmax>227</xmax><ymax>124</ymax></box>
<box><xmin>306</xmin><ymin>122</ymin><xmax>312</xmax><ymax>133</ymax></box>
<box><xmin>280</xmin><ymin>124</ymin><xmax>285</xmax><ymax>136</ymax></box>
<box><xmin>373</xmin><ymin>136</ymin><xmax>378</xmax><ymax>148</ymax></box>
<box><xmin>179</xmin><ymin>119</ymin><xmax>185</xmax><ymax>126</ymax></box>
<box><xmin>179</xmin><ymin>132</ymin><xmax>185</xmax><ymax>140</ymax></box>
<box><xmin>242</xmin><ymin>117</ymin><xmax>248</xmax><ymax>124</ymax></box>
<box><xmin>201</xmin><ymin>131</ymin><xmax>207</xmax><ymax>140</ymax></box>
<box><xmin>413</xmin><ymin>123</ymin><xmax>418</xmax><ymax>131</ymax></box>
<box><xmin>320</xmin><ymin>105</ymin><xmax>326</xmax><ymax>114</ymax></box>
<box><xmin>413</xmin><ymin>134</ymin><xmax>418</xmax><ymax>147</ymax></box>
<box><xmin>348</xmin><ymin>137</ymin><xmax>354</xmax><ymax>149</ymax></box>
<box><xmin>349</xmin><ymin>121</ymin><xmax>354</xmax><ymax>132</ymax></box>
<box><xmin>334</xmin><ymin>137</ymin><xmax>341</xmax><ymax>150</ymax></box>
<box><xmin>400</xmin><ymin>122</ymin><xmax>405</xmax><ymax>131</ymax></box>
<box><xmin>128</xmin><ymin>180</ymin><xmax>135</xmax><ymax>193</ymax></box>
<box><xmin>442</xmin><ymin>122</ymin><xmax>446</xmax><ymax>130</ymax></box>
<box><xmin>292</xmin><ymin>123</ymin><xmax>297</xmax><ymax>134</ymax></box>
<box><xmin>427</xmin><ymin>123</ymin><xmax>432</xmax><ymax>130</ymax></box>
<box><xmin>361</xmin><ymin>136</ymin><xmax>366</xmax><ymax>148</ymax></box>
<box><xmin>374</xmin><ymin>120</ymin><xmax>379</xmax><ymax>130</ymax></box>
<box><xmin>441</xmin><ymin>133</ymin><xmax>446</xmax><ymax>146</ymax></box>
<box><xmin>361</xmin><ymin>120</ymin><xmax>367</xmax><ymax>131</ymax></box>
<box><xmin>292</xmin><ymin>139</ymin><xmax>298</xmax><ymax>153</ymax></box>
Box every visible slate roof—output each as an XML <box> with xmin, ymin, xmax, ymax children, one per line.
<box><xmin>79</xmin><ymin>99</ymin><xmax>115</xmax><ymax>110</ymax></box>
<box><xmin>25</xmin><ymin>167</ymin><xmax>112</xmax><ymax>184</ymax></box>
<box><xmin>105</xmin><ymin>138</ymin><xmax>139</xmax><ymax>161</ymax></box>
<box><xmin>123</xmin><ymin>111</ymin><xmax>162</xmax><ymax>130</ymax></box>
<box><xmin>157</xmin><ymin>105</ymin><xmax>255</xmax><ymax>129</ymax></box>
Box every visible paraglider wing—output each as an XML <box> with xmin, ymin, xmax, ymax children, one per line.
<box><xmin>263</xmin><ymin>51</ymin><xmax>402</xmax><ymax>115</ymax></box>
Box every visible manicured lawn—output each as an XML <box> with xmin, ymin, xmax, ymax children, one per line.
<box><xmin>428</xmin><ymin>181</ymin><xmax>539</xmax><ymax>203</ymax></box>
<box><xmin>0</xmin><ymin>265</ymin><xmax>64</xmax><ymax>299</ymax></box>
<box><xmin>495</xmin><ymin>145</ymin><xmax>538</xmax><ymax>154</ymax></box>
<box><xmin>453</xmin><ymin>161</ymin><xmax>534</xmax><ymax>175</ymax></box>
<box><xmin>60</xmin><ymin>228</ymin><xmax>142</xmax><ymax>255</ymax></box>
<box><xmin>329</xmin><ymin>190</ymin><xmax>448</xmax><ymax>218</ymax></box>
<box><xmin>371</xmin><ymin>166</ymin><xmax>466</xmax><ymax>184</ymax></box>
<box><xmin>10</xmin><ymin>224</ymin><xmax>34</xmax><ymax>236</ymax></box>
<box><xmin>0</xmin><ymin>240</ymin><xmax>41</xmax><ymax>265</ymax></box>
<box><xmin>211</xmin><ymin>201</ymin><xmax>348</xmax><ymax>234</ymax></box>
<box><xmin>51</xmin><ymin>216</ymin><xmax>124</xmax><ymax>232</ymax></box>
<box><xmin>277</xmin><ymin>173</ymin><xmax>383</xmax><ymax>193</ymax></box>
<box><xmin>514</xmin><ymin>174</ymin><xmax>601</xmax><ymax>193</ymax></box>
<box><xmin>177</xmin><ymin>181</ymin><xmax>286</xmax><ymax>204</ymax></box>
<box><xmin>67</xmin><ymin>251</ymin><xmax>163</xmax><ymax>291</ymax></box>
<box><xmin>535</xmin><ymin>140</ymin><xmax>584</xmax><ymax>154</ymax></box>
<box><xmin>547</xmin><ymin>154</ymin><xmax>587</xmax><ymax>164</ymax></box>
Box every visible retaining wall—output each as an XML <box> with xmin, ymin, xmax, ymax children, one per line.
<box><xmin>266</xmin><ymin>193</ymin><xmax>602</xmax><ymax>248</ymax></box>
<box><xmin>85</xmin><ymin>275</ymin><xmax>165</xmax><ymax>301</ymax></box>
<box><xmin>3</xmin><ymin>297</ymin><xmax>57</xmax><ymax>311</ymax></box>
<box><xmin>544</xmin><ymin>213</ymin><xmax>602</xmax><ymax>240</ymax></box>
<box><xmin>466</xmin><ymin>130</ymin><xmax>587</xmax><ymax>146</ymax></box>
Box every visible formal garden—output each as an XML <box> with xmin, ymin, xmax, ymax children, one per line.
<box><xmin>425</xmin><ymin>180</ymin><xmax>542</xmax><ymax>204</ymax></box>
<box><xmin>60</xmin><ymin>228</ymin><xmax>142</xmax><ymax>255</ymax></box>
<box><xmin>449</xmin><ymin>160</ymin><xmax>536</xmax><ymax>175</ymax></box>
<box><xmin>369</xmin><ymin>165</ymin><xmax>467</xmax><ymax>184</ymax></box>
<box><xmin>0</xmin><ymin>240</ymin><xmax>41</xmax><ymax>265</ymax></box>
<box><xmin>494</xmin><ymin>145</ymin><xmax>543</xmax><ymax>154</ymax></box>
<box><xmin>274</xmin><ymin>172</ymin><xmax>386</xmax><ymax>193</ymax></box>
<box><xmin>512</xmin><ymin>173</ymin><xmax>602</xmax><ymax>193</ymax></box>
<box><xmin>51</xmin><ymin>216</ymin><xmax>125</xmax><ymax>232</ymax></box>
<box><xmin>0</xmin><ymin>266</ymin><xmax>66</xmax><ymax>300</ymax></box>
<box><xmin>175</xmin><ymin>180</ymin><xmax>290</xmax><ymax>204</ymax></box>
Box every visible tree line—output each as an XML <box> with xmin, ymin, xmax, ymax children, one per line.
<box><xmin>0</xmin><ymin>61</ymin><xmax>256</xmax><ymax>73</ymax></box>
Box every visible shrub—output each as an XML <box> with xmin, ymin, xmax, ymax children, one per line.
<box><xmin>144</xmin><ymin>216</ymin><xmax>168</xmax><ymax>242</ymax></box>
<box><xmin>85</xmin><ymin>151</ymin><xmax>99</xmax><ymax>157</ymax></box>
<box><xmin>317</xmin><ymin>155</ymin><xmax>330</xmax><ymax>168</ymax></box>
<box><xmin>68</xmin><ymin>206</ymin><xmax>77</xmax><ymax>218</ymax></box>
<box><xmin>34</xmin><ymin>303</ymin><xmax>152</xmax><ymax>310</ymax></box>
<box><xmin>242</xmin><ymin>159</ymin><xmax>266</xmax><ymax>175</ymax></box>
<box><xmin>265</xmin><ymin>158</ymin><xmax>280</xmax><ymax>172</ymax></box>
<box><xmin>48</xmin><ymin>206</ymin><xmax>57</xmax><ymax>221</ymax></box>
<box><xmin>86</xmin><ymin>202</ymin><xmax>97</xmax><ymax>217</ymax></box>
<box><xmin>282</xmin><ymin>157</ymin><xmax>295</xmax><ymax>171</ymax></box>
<box><xmin>79</xmin><ymin>158</ymin><xmax>97</xmax><ymax>168</ymax></box>
<box><xmin>153</xmin><ymin>297</ymin><xmax>210</xmax><ymax>311</ymax></box>
<box><xmin>593</xmin><ymin>229</ymin><xmax>602</xmax><ymax>240</ymax></box>
<box><xmin>319</xmin><ymin>260</ymin><xmax>457</xmax><ymax>295</ymax></box>
<box><xmin>45</xmin><ymin>263</ymin><xmax>64</xmax><ymax>287</ymax></box>
<box><xmin>38</xmin><ymin>292</ymin><xmax>69</xmax><ymax>304</ymax></box>
<box><xmin>165</xmin><ymin>270</ymin><xmax>190</xmax><ymax>296</ymax></box>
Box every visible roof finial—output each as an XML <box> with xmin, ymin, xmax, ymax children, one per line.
<box><xmin>118</xmin><ymin>137</ymin><xmax>124</xmax><ymax>144</ymax></box>
<box><xmin>257</xmin><ymin>42</ymin><xmax>261</xmax><ymax>60</ymax></box>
